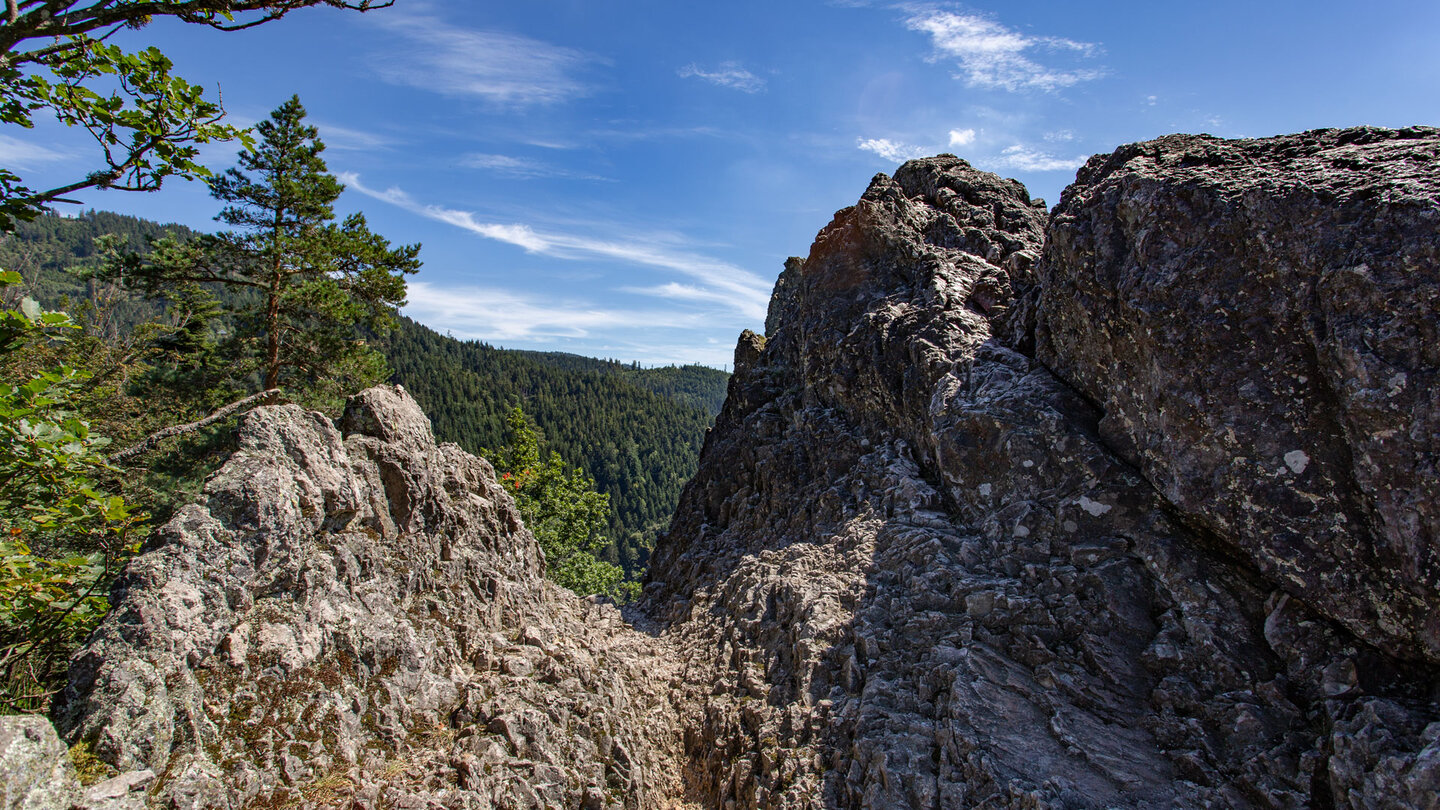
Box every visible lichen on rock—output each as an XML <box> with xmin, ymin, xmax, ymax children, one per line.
<box><xmin>54</xmin><ymin>385</ymin><xmax>687</xmax><ymax>810</ymax></box>
<box><xmin>1037</xmin><ymin>127</ymin><xmax>1440</xmax><ymax>665</ymax></box>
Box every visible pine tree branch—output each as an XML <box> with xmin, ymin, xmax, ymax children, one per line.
<box><xmin>111</xmin><ymin>388</ymin><xmax>279</xmax><ymax>463</ymax></box>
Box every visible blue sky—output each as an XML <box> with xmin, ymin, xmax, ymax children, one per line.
<box><xmin>5</xmin><ymin>1</ymin><xmax>1438</xmax><ymax>367</ymax></box>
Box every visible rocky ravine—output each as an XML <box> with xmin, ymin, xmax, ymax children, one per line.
<box><xmin>9</xmin><ymin>127</ymin><xmax>1436</xmax><ymax>810</ymax></box>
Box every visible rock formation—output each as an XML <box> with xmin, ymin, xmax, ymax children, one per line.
<box><xmin>644</xmin><ymin>129</ymin><xmax>1439</xmax><ymax>807</ymax></box>
<box><xmin>45</xmin><ymin>127</ymin><xmax>1440</xmax><ymax>809</ymax></box>
<box><xmin>0</xmin><ymin>715</ymin><xmax>150</xmax><ymax>810</ymax></box>
<box><xmin>53</xmin><ymin>387</ymin><xmax>687</xmax><ymax>809</ymax></box>
<box><xmin>1037</xmin><ymin>128</ymin><xmax>1440</xmax><ymax>664</ymax></box>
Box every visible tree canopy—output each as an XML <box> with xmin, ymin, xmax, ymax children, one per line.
<box><xmin>0</xmin><ymin>0</ymin><xmax>393</xmax><ymax>229</ymax></box>
<box><xmin>101</xmin><ymin>96</ymin><xmax>420</xmax><ymax>404</ymax></box>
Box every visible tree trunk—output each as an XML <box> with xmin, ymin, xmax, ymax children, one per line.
<box><xmin>265</xmin><ymin>227</ymin><xmax>284</xmax><ymax>397</ymax></box>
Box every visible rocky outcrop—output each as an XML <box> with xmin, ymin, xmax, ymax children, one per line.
<box><xmin>50</xmin><ymin>128</ymin><xmax>1439</xmax><ymax>810</ymax></box>
<box><xmin>1037</xmin><ymin>127</ymin><xmax>1440</xmax><ymax>664</ymax></box>
<box><xmin>0</xmin><ymin>716</ymin><xmax>151</xmax><ymax>810</ymax></box>
<box><xmin>54</xmin><ymin>386</ymin><xmax>688</xmax><ymax>810</ymax></box>
<box><xmin>644</xmin><ymin>134</ymin><xmax>1439</xmax><ymax>808</ymax></box>
<box><xmin>1</xmin><ymin>716</ymin><xmax>77</xmax><ymax>810</ymax></box>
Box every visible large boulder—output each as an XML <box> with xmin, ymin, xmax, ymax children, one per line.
<box><xmin>1037</xmin><ymin>127</ymin><xmax>1440</xmax><ymax>664</ymax></box>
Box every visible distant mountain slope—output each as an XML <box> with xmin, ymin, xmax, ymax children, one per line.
<box><xmin>1</xmin><ymin>210</ymin><xmax>198</xmax><ymax>280</ymax></box>
<box><xmin>509</xmin><ymin>349</ymin><xmax>728</xmax><ymax>415</ymax></box>
<box><xmin>386</xmin><ymin>317</ymin><xmax>726</xmax><ymax>574</ymax></box>
<box><xmin>0</xmin><ymin>210</ymin><xmax>199</xmax><ymax>327</ymax></box>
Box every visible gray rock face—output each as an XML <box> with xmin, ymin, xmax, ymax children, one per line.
<box><xmin>55</xmin><ymin>386</ymin><xmax>686</xmax><ymax>810</ymax></box>
<box><xmin>2</xmin><ymin>715</ymin><xmax>81</xmax><ymax>810</ymax></box>
<box><xmin>1037</xmin><ymin>127</ymin><xmax>1440</xmax><ymax>664</ymax></box>
<box><xmin>645</xmin><ymin>141</ymin><xmax>1439</xmax><ymax>807</ymax></box>
<box><xmin>0</xmin><ymin>716</ymin><xmax>150</xmax><ymax>810</ymax></box>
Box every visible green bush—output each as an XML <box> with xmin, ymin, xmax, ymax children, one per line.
<box><xmin>0</xmin><ymin>270</ymin><xmax>141</xmax><ymax>713</ymax></box>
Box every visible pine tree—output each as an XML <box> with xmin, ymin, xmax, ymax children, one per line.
<box><xmin>105</xmin><ymin>96</ymin><xmax>420</xmax><ymax>406</ymax></box>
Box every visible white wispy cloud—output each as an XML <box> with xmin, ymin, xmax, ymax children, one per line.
<box><xmin>857</xmin><ymin>137</ymin><xmax>929</xmax><ymax>162</ymax></box>
<box><xmin>0</xmin><ymin>135</ymin><xmax>75</xmax><ymax>168</ymax></box>
<box><xmin>340</xmin><ymin>173</ymin><xmax>772</xmax><ymax>320</ymax></box>
<box><xmin>678</xmin><ymin>62</ymin><xmax>767</xmax><ymax>93</ymax></box>
<box><xmin>315</xmin><ymin>122</ymin><xmax>398</xmax><ymax>152</ymax></box>
<box><xmin>1043</xmin><ymin>129</ymin><xmax>1076</xmax><ymax>142</ymax></box>
<box><xmin>372</xmin><ymin>11</ymin><xmax>595</xmax><ymax>105</ymax></box>
<box><xmin>990</xmin><ymin>144</ymin><xmax>1088</xmax><ymax>172</ymax></box>
<box><xmin>588</xmin><ymin>124</ymin><xmax>727</xmax><ymax>143</ymax></box>
<box><xmin>460</xmin><ymin>153</ymin><xmax>611</xmax><ymax>181</ymax></box>
<box><xmin>620</xmin><ymin>281</ymin><xmax>753</xmax><ymax>312</ymax></box>
<box><xmin>403</xmin><ymin>284</ymin><xmax>742</xmax><ymax>367</ymax></box>
<box><xmin>521</xmin><ymin>138</ymin><xmax>579</xmax><ymax>150</ymax></box>
<box><xmin>948</xmin><ymin>128</ymin><xmax>977</xmax><ymax>147</ymax></box>
<box><xmin>905</xmin><ymin>10</ymin><xmax>1104</xmax><ymax>92</ymax></box>
<box><xmin>403</xmin><ymin>281</ymin><xmax>692</xmax><ymax>342</ymax></box>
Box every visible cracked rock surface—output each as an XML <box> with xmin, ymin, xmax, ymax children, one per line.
<box><xmin>55</xmin><ymin>386</ymin><xmax>689</xmax><ymax>810</ymax></box>
<box><xmin>50</xmin><ymin>128</ymin><xmax>1440</xmax><ymax>809</ymax></box>
<box><xmin>1037</xmin><ymin>127</ymin><xmax>1440</xmax><ymax>666</ymax></box>
<box><xmin>644</xmin><ymin>137</ymin><xmax>1439</xmax><ymax>808</ymax></box>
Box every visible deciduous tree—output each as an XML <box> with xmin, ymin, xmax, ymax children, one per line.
<box><xmin>488</xmin><ymin>405</ymin><xmax>631</xmax><ymax>600</ymax></box>
<box><xmin>0</xmin><ymin>271</ymin><xmax>141</xmax><ymax>712</ymax></box>
<box><xmin>0</xmin><ymin>0</ymin><xmax>394</xmax><ymax>230</ymax></box>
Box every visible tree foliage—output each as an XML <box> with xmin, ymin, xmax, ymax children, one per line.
<box><xmin>101</xmin><ymin>96</ymin><xmax>420</xmax><ymax>407</ymax></box>
<box><xmin>487</xmin><ymin>406</ymin><xmax>631</xmax><ymax>600</ymax></box>
<box><xmin>0</xmin><ymin>270</ymin><xmax>140</xmax><ymax>713</ymax></box>
<box><xmin>0</xmin><ymin>0</ymin><xmax>393</xmax><ymax>230</ymax></box>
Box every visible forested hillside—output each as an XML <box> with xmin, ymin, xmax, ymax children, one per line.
<box><xmin>0</xmin><ymin>211</ymin><xmax>198</xmax><ymax>322</ymax></box>
<box><xmin>3</xmin><ymin>211</ymin><xmax>728</xmax><ymax>578</ymax></box>
<box><xmin>508</xmin><ymin>349</ymin><xmax>728</xmax><ymax>414</ymax></box>
<box><xmin>388</xmin><ymin>319</ymin><xmax>728</xmax><ymax>574</ymax></box>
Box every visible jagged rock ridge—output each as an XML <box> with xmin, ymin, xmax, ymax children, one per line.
<box><xmin>644</xmin><ymin>130</ymin><xmax>1439</xmax><ymax>808</ymax></box>
<box><xmin>41</xmin><ymin>127</ymin><xmax>1440</xmax><ymax>810</ymax></box>
<box><xmin>53</xmin><ymin>387</ymin><xmax>687</xmax><ymax>809</ymax></box>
